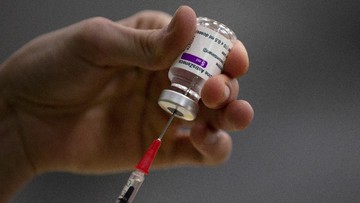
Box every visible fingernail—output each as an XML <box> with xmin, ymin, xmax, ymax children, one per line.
<box><xmin>224</xmin><ymin>85</ymin><xmax>230</xmax><ymax>100</ymax></box>
<box><xmin>204</xmin><ymin>131</ymin><xmax>219</xmax><ymax>145</ymax></box>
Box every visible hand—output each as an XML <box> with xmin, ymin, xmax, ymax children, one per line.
<box><xmin>0</xmin><ymin>5</ymin><xmax>252</xmax><ymax>178</ymax></box>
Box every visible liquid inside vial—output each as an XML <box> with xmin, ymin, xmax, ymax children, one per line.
<box><xmin>168</xmin><ymin>67</ymin><xmax>204</xmax><ymax>103</ymax></box>
<box><xmin>158</xmin><ymin>17</ymin><xmax>237</xmax><ymax>121</ymax></box>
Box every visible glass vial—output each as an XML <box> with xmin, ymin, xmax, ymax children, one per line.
<box><xmin>158</xmin><ymin>17</ymin><xmax>237</xmax><ymax>121</ymax></box>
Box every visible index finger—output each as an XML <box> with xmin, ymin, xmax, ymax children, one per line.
<box><xmin>223</xmin><ymin>40</ymin><xmax>249</xmax><ymax>78</ymax></box>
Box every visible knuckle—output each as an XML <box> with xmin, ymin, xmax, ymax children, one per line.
<box><xmin>137</xmin><ymin>31</ymin><xmax>156</xmax><ymax>62</ymax></box>
<box><xmin>137</xmin><ymin>30</ymin><xmax>169</xmax><ymax>69</ymax></box>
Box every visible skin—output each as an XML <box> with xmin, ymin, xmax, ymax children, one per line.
<box><xmin>0</xmin><ymin>6</ymin><xmax>253</xmax><ymax>202</ymax></box>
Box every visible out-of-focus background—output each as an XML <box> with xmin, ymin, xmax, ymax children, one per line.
<box><xmin>1</xmin><ymin>0</ymin><xmax>359</xmax><ymax>202</ymax></box>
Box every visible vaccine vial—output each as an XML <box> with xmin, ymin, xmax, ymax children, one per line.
<box><xmin>158</xmin><ymin>17</ymin><xmax>237</xmax><ymax>121</ymax></box>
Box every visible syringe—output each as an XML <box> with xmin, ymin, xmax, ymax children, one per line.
<box><xmin>116</xmin><ymin>112</ymin><xmax>176</xmax><ymax>203</ymax></box>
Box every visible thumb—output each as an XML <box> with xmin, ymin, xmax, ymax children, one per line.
<box><xmin>73</xmin><ymin>6</ymin><xmax>197</xmax><ymax>69</ymax></box>
<box><xmin>152</xmin><ymin>6</ymin><xmax>197</xmax><ymax>70</ymax></box>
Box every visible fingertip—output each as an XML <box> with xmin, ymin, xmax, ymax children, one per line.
<box><xmin>190</xmin><ymin>123</ymin><xmax>233</xmax><ymax>165</ymax></box>
<box><xmin>201</xmin><ymin>75</ymin><xmax>238</xmax><ymax>109</ymax></box>
<box><xmin>224</xmin><ymin>100</ymin><xmax>254</xmax><ymax>130</ymax></box>
<box><xmin>152</xmin><ymin>6</ymin><xmax>197</xmax><ymax>70</ymax></box>
<box><xmin>164</xmin><ymin>5</ymin><xmax>196</xmax><ymax>48</ymax></box>
<box><xmin>223</xmin><ymin>40</ymin><xmax>249</xmax><ymax>78</ymax></box>
<box><xmin>201</xmin><ymin>76</ymin><xmax>227</xmax><ymax>109</ymax></box>
<box><xmin>167</xmin><ymin>6</ymin><xmax>196</xmax><ymax>32</ymax></box>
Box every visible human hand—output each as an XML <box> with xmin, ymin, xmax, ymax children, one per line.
<box><xmin>0</xmin><ymin>6</ymin><xmax>253</xmax><ymax>178</ymax></box>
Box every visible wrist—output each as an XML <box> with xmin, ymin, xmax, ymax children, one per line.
<box><xmin>0</xmin><ymin>85</ymin><xmax>35</xmax><ymax>202</ymax></box>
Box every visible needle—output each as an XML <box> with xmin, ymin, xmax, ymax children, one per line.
<box><xmin>158</xmin><ymin>110</ymin><xmax>177</xmax><ymax>140</ymax></box>
<box><xmin>116</xmin><ymin>110</ymin><xmax>177</xmax><ymax>203</ymax></box>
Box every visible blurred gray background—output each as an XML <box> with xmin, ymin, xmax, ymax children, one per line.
<box><xmin>1</xmin><ymin>0</ymin><xmax>360</xmax><ymax>202</ymax></box>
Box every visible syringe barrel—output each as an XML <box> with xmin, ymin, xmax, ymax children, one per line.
<box><xmin>116</xmin><ymin>170</ymin><xmax>145</xmax><ymax>203</ymax></box>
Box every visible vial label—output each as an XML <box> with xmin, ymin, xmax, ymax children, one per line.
<box><xmin>172</xmin><ymin>25</ymin><xmax>234</xmax><ymax>80</ymax></box>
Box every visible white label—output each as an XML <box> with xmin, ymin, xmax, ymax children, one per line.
<box><xmin>171</xmin><ymin>25</ymin><xmax>233</xmax><ymax>80</ymax></box>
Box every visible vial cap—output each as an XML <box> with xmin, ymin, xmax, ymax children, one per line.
<box><xmin>158</xmin><ymin>89</ymin><xmax>198</xmax><ymax>121</ymax></box>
